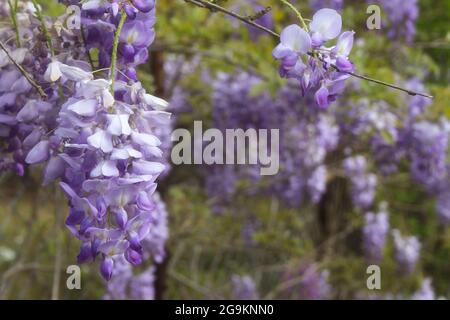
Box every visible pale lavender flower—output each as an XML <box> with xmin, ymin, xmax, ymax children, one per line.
<box><xmin>412</xmin><ymin>278</ymin><xmax>435</xmax><ymax>300</ymax></box>
<box><xmin>343</xmin><ymin>156</ymin><xmax>377</xmax><ymax>210</ymax></box>
<box><xmin>363</xmin><ymin>203</ymin><xmax>390</xmax><ymax>262</ymax></box>
<box><xmin>392</xmin><ymin>229</ymin><xmax>421</xmax><ymax>274</ymax></box>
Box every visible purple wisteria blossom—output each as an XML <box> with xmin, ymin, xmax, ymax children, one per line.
<box><xmin>232</xmin><ymin>275</ymin><xmax>259</xmax><ymax>300</ymax></box>
<box><xmin>104</xmin><ymin>256</ymin><xmax>156</xmax><ymax>300</ymax></box>
<box><xmin>273</xmin><ymin>8</ymin><xmax>355</xmax><ymax>108</ymax></box>
<box><xmin>283</xmin><ymin>264</ymin><xmax>330</xmax><ymax>300</ymax></box>
<box><xmin>343</xmin><ymin>156</ymin><xmax>377</xmax><ymax>210</ymax></box>
<box><xmin>74</xmin><ymin>0</ymin><xmax>157</xmax><ymax>80</ymax></box>
<box><xmin>45</xmin><ymin>69</ymin><xmax>170</xmax><ymax>280</ymax></box>
<box><xmin>436</xmin><ymin>189</ymin><xmax>450</xmax><ymax>225</ymax></box>
<box><xmin>371</xmin><ymin>0</ymin><xmax>419</xmax><ymax>43</ymax></box>
<box><xmin>204</xmin><ymin>73</ymin><xmax>339</xmax><ymax>210</ymax></box>
<box><xmin>411</xmin><ymin>278</ymin><xmax>435</xmax><ymax>300</ymax></box>
<box><xmin>1</xmin><ymin>0</ymin><xmax>171</xmax><ymax>281</ymax></box>
<box><xmin>392</xmin><ymin>229</ymin><xmax>421</xmax><ymax>274</ymax></box>
<box><xmin>103</xmin><ymin>192</ymin><xmax>166</xmax><ymax>299</ymax></box>
<box><xmin>363</xmin><ymin>203</ymin><xmax>390</xmax><ymax>263</ymax></box>
<box><xmin>407</xmin><ymin>121</ymin><xmax>449</xmax><ymax>192</ymax></box>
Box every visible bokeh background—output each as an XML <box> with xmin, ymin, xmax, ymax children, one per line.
<box><xmin>0</xmin><ymin>0</ymin><xmax>449</xmax><ymax>299</ymax></box>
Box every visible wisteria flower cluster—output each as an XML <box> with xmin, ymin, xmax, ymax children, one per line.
<box><xmin>0</xmin><ymin>0</ymin><xmax>171</xmax><ymax>282</ymax></box>
<box><xmin>205</xmin><ymin>72</ymin><xmax>339</xmax><ymax>210</ymax></box>
<box><xmin>273</xmin><ymin>8</ymin><xmax>355</xmax><ymax>108</ymax></box>
<box><xmin>363</xmin><ymin>202</ymin><xmax>390</xmax><ymax>263</ymax></box>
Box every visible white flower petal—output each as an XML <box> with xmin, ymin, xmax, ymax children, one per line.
<box><xmin>106</xmin><ymin>114</ymin><xmax>132</xmax><ymax>136</ymax></box>
<box><xmin>280</xmin><ymin>24</ymin><xmax>311</xmax><ymax>54</ymax></box>
<box><xmin>44</xmin><ymin>61</ymin><xmax>62</xmax><ymax>82</ymax></box>
<box><xmin>310</xmin><ymin>8</ymin><xmax>342</xmax><ymax>41</ymax></box>
<box><xmin>87</xmin><ymin>130</ymin><xmax>113</xmax><ymax>153</ymax></box>
<box><xmin>67</xmin><ymin>99</ymin><xmax>98</xmax><ymax>117</ymax></box>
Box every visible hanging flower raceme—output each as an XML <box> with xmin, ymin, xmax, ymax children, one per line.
<box><xmin>363</xmin><ymin>203</ymin><xmax>390</xmax><ymax>263</ymax></box>
<box><xmin>343</xmin><ymin>155</ymin><xmax>377</xmax><ymax>210</ymax></box>
<box><xmin>0</xmin><ymin>5</ymin><xmax>57</xmax><ymax>176</ymax></box>
<box><xmin>392</xmin><ymin>229</ymin><xmax>421</xmax><ymax>274</ymax></box>
<box><xmin>103</xmin><ymin>191</ymin><xmax>167</xmax><ymax>299</ymax></box>
<box><xmin>273</xmin><ymin>8</ymin><xmax>355</xmax><ymax>109</ymax></box>
<box><xmin>41</xmin><ymin>61</ymin><xmax>170</xmax><ymax>280</ymax></box>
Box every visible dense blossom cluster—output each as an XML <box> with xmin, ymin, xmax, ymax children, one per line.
<box><xmin>363</xmin><ymin>203</ymin><xmax>389</xmax><ymax>263</ymax></box>
<box><xmin>104</xmin><ymin>257</ymin><xmax>156</xmax><ymax>300</ymax></box>
<box><xmin>205</xmin><ymin>73</ymin><xmax>339</xmax><ymax>210</ymax></box>
<box><xmin>0</xmin><ymin>4</ymin><xmax>56</xmax><ymax>176</ymax></box>
<box><xmin>283</xmin><ymin>264</ymin><xmax>330</xmax><ymax>300</ymax></box>
<box><xmin>273</xmin><ymin>8</ymin><xmax>355</xmax><ymax>109</ymax></box>
<box><xmin>0</xmin><ymin>0</ymin><xmax>171</xmax><ymax>283</ymax></box>
<box><xmin>343</xmin><ymin>156</ymin><xmax>377</xmax><ymax>210</ymax></box>
<box><xmin>104</xmin><ymin>192</ymin><xmax>167</xmax><ymax>299</ymax></box>
<box><xmin>68</xmin><ymin>0</ymin><xmax>157</xmax><ymax>81</ymax></box>
<box><xmin>392</xmin><ymin>229</ymin><xmax>421</xmax><ymax>274</ymax></box>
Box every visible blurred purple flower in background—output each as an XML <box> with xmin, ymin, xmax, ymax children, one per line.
<box><xmin>370</xmin><ymin>0</ymin><xmax>419</xmax><ymax>42</ymax></box>
<box><xmin>343</xmin><ymin>156</ymin><xmax>377</xmax><ymax>210</ymax></box>
<box><xmin>232</xmin><ymin>275</ymin><xmax>259</xmax><ymax>300</ymax></box>
<box><xmin>412</xmin><ymin>278</ymin><xmax>435</xmax><ymax>300</ymax></box>
<box><xmin>363</xmin><ymin>203</ymin><xmax>390</xmax><ymax>263</ymax></box>
<box><xmin>392</xmin><ymin>229</ymin><xmax>421</xmax><ymax>274</ymax></box>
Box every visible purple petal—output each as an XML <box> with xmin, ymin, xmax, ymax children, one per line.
<box><xmin>315</xmin><ymin>85</ymin><xmax>330</xmax><ymax>109</ymax></box>
<box><xmin>100</xmin><ymin>257</ymin><xmax>114</xmax><ymax>281</ymax></box>
<box><xmin>25</xmin><ymin>140</ymin><xmax>50</xmax><ymax>164</ymax></box>
<box><xmin>335</xmin><ymin>31</ymin><xmax>355</xmax><ymax>57</ymax></box>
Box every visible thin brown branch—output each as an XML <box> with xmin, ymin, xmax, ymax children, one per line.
<box><xmin>0</xmin><ymin>41</ymin><xmax>47</xmax><ymax>98</ymax></box>
<box><xmin>184</xmin><ymin>0</ymin><xmax>433</xmax><ymax>99</ymax></box>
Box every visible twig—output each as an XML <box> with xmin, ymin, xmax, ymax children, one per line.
<box><xmin>0</xmin><ymin>41</ymin><xmax>47</xmax><ymax>98</ymax></box>
<box><xmin>279</xmin><ymin>0</ymin><xmax>308</xmax><ymax>31</ymax></box>
<box><xmin>184</xmin><ymin>0</ymin><xmax>433</xmax><ymax>99</ymax></box>
<box><xmin>184</xmin><ymin>0</ymin><xmax>279</xmax><ymax>38</ymax></box>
